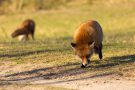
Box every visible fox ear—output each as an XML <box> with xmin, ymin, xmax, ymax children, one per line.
<box><xmin>71</xmin><ymin>42</ymin><xmax>77</xmax><ymax>48</ymax></box>
<box><xmin>89</xmin><ymin>42</ymin><xmax>95</xmax><ymax>48</ymax></box>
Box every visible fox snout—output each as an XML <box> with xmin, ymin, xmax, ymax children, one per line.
<box><xmin>81</xmin><ymin>57</ymin><xmax>91</xmax><ymax>68</ymax></box>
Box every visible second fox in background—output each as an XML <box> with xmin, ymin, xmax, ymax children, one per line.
<box><xmin>11</xmin><ymin>19</ymin><xmax>35</xmax><ymax>41</ymax></box>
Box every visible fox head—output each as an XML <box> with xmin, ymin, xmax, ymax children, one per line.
<box><xmin>71</xmin><ymin>42</ymin><xmax>95</xmax><ymax>68</ymax></box>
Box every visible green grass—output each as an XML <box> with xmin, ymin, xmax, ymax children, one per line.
<box><xmin>0</xmin><ymin>0</ymin><xmax>135</xmax><ymax>89</ymax></box>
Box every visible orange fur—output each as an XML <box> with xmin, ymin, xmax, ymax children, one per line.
<box><xmin>71</xmin><ymin>20</ymin><xmax>103</xmax><ymax>68</ymax></box>
<box><xmin>74</xmin><ymin>20</ymin><xmax>103</xmax><ymax>46</ymax></box>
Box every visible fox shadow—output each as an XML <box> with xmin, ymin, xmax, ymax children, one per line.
<box><xmin>89</xmin><ymin>54</ymin><xmax>135</xmax><ymax>68</ymax></box>
<box><xmin>1</xmin><ymin>54</ymin><xmax>135</xmax><ymax>85</ymax></box>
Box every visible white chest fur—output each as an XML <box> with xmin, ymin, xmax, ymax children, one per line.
<box><xmin>18</xmin><ymin>35</ymin><xmax>27</xmax><ymax>41</ymax></box>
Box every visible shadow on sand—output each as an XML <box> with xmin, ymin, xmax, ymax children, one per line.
<box><xmin>0</xmin><ymin>54</ymin><xmax>135</xmax><ymax>85</ymax></box>
<box><xmin>0</xmin><ymin>48</ymin><xmax>70</xmax><ymax>58</ymax></box>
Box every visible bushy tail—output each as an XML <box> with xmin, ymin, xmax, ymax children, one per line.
<box><xmin>11</xmin><ymin>29</ymin><xmax>28</xmax><ymax>38</ymax></box>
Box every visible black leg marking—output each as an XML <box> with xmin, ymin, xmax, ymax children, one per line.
<box><xmin>87</xmin><ymin>59</ymin><xmax>90</xmax><ymax>64</ymax></box>
<box><xmin>94</xmin><ymin>46</ymin><xmax>99</xmax><ymax>54</ymax></box>
<box><xmin>98</xmin><ymin>43</ymin><xmax>103</xmax><ymax>60</ymax></box>
<box><xmin>99</xmin><ymin>49</ymin><xmax>102</xmax><ymax>60</ymax></box>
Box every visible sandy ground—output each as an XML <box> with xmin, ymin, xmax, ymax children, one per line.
<box><xmin>31</xmin><ymin>74</ymin><xmax>135</xmax><ymax>90</ymax></box>
<box><xmin>1</xmin><ymin>74</ymin><xmax>135</xmax><ymax>90</ymax></box>
<box><xmin>1</xmin><ymin>62</ymin><xmax>135</xmax><ymax>90</ymax></box>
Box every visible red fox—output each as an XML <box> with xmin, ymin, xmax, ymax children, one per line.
<box><xmin>71</xmin><ymin>20</ymin><xmax>103</xmax><ymax>68</ymax></box>
<box><xmin>11</xmin><ymin>19</ymin><xmax>35</xmax><ymax>41</ymax></box>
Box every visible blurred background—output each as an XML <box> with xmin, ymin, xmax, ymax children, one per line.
<box><xmin>0</xmin><ymin>0</ymin><xmax>135</xmax><ymax>42</ymax></box>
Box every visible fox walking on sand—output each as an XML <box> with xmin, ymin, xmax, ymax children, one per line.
<box><xmin>71</xmin><ymin>20</ymin><xmax>103</xmax><ymax>68</ymax></box>
<box><xmin>11</xmin><ymin>19</ymin><xmax>35</xmax><ymax>41</ymax></box>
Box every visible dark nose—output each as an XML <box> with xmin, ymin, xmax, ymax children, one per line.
<box><xmin>81</xmin><ymin>64</ymin><xmax>87</xmax><ymax>68</ymax></box>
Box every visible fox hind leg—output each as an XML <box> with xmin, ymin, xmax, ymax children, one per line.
<box><xmin>94</xmin><ymin>44</ymin><xmax>103</xmax><ymax>60</ymax></box>
<box><xmin>98</xmin><ymin>43</ymin><xmax>103</xmax><ymax>60</ymax></box>
<box><xmin>99</xmin><ymin>49</ymin><xmax>102</xmax><ymax>59</ymax></box>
